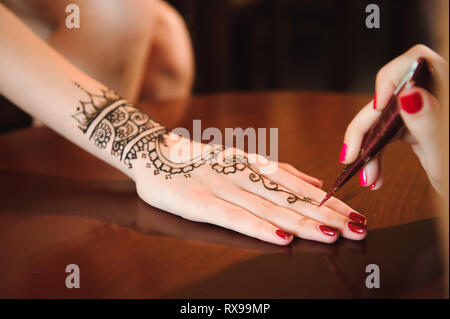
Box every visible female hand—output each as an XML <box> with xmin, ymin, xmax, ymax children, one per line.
<box><xmin>341</xmin><ymin>45</ymin><xmax>448</xmax><ymax>193</ymax></box>
<box><xmin>133</xmin><ymin>133</ymin><xmax>367</xmax><ymax>245</ymax></box>
<box><xmin>0</xmin><ymin>2</ymin><xmax>367</xmax><ymax>246</ymax></box>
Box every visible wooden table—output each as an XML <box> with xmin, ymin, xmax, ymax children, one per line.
<box><xmin>0</xmin><ymin>91</ymin><xmax>444</xmax><ymax>298</ymax></box>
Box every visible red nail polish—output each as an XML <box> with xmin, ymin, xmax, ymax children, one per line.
<box><xmin>369</xmin><ymin>183</ymin><xmax>376</xmax><ymax>190</ymax></box>
<box><xmin>349</xmin><ymin>212</ymin><xmax>366</xmax><ymax>224</ymax></box>
<box><xmin>359</xmin><ymin>169</ymin><xmax>367</xmax><ymax>186</ymax></box>
<box><xmin>400</xmin><ymin>92</ymin><xmax>423</xmax><ymax>114</ymax></box>
<box><xmin>319</xmin><ymin>225</ymin><xmax>338</xmax><ymax>236</ymax></box>
<box><xmin>276</xmin><ymin>229</ymin><xmax>290</xmax><ymax>240</ymax></box>
<box><xmin>347</xmin><ymin>221</ymin><xmax>366</xmax><ymax>234</ymax></box>
<box><xmin>373</xmin><ymin>93</ymin><xmax>377</xmax><ymax>110</ymax></box>
<box><xmin>339</xmin><ymin>144</ymin><xmax>347</xmax><ymax>162</ymax></box>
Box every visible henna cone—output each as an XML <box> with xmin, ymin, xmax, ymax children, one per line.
<box><xmin>320</xmin><ymin>58</ymin><xmax>433</xmax><ymax>207</ymax></box>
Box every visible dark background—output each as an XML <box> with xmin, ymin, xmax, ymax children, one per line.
<box><xmin>171</xmin><ymin>0</ymin><xmax>437</xmax><ymax>93</ymax></box>
<box><xmin>0</xmin><ymin>0</ymin><xmax>440</xmax><ymax>133</ymax></box>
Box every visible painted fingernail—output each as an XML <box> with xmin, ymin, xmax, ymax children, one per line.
<box><xmin>349</xmin><ymin>212</ymin><xmax>366</xmax><ymax>224</ymax></box>
<box><xmin>347</xmin><ymin>221</ymin><xmax>366</xmax><ymax>234</ymax></box>
<box><xmin>319</xmin><ymin>225</ymin><xmax>338</xmax><ymax>236</ymax></box>
<box><xmin>359</xmin><ymin>169</ymin><xmax>367</xmax><ymax>186</ymax></box>
<box><xmin>339</xmin><ymin>144</ymin><xmax>347</xmax><ymax>162</ymax></box>
<box><xmin>373</xmin><ymin>93</ymin><xmax>377</xmax><ymax>110</ymax></box>
<box><xmin>400</xmin><ymin>91</ymin><xmax>423</xmax><ymax>114</ymax></box>
<box><xmin>276</xmin><ymin>229</ymin><xmax>290</xmax><ymax>240</ymax></box>
<box><xmin>369</xmin><ymin>183</ymin><xmax>376</xmax><ymax>190</ymax></box>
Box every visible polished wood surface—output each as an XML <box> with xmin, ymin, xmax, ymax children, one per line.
<box><xmin>0</xmin><ymin>91</ymin><xmax>443</xmax><ymax>298</ymax></box>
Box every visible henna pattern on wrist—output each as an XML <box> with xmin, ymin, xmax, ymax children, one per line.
<box><xmin>72</xmin><ymin>82</ymin><xmax>168</xmax><ymax>167</ymax></box>
<box><xmin>72</xmin><ymin>83</ymin><xmax>318</xmax><ymax>206</ymax></box>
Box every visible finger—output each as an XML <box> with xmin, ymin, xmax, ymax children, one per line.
<box><xmin>146</xmin><ymin>183</ymin><xmax>294</xmax><ymax>246</ymax></box>
<box><xmin>238</xmin><ymin>168</ymin><xmax>367</xmax><ymax>240</ymax></box>
<box><xmin>254</xmin><ymin>165</ymin><xmax>367</xmax><ymax>225</ymax></box>
<box><xmin>359</xmin><ymin>150</ymin><xmax>384</xmax><ymax>188</ymax></box>
<box><xmin>277</xmin><ymin>162</ymin><xmax>323</xmax><ymax>188</ymax></box>
<box><xmin>213</xmin><ymin>186</ymin><xmax>339</xmax><ymax>243</ymax></box>
<box><xmin>375</xmin><ymin>44</ymin><xmax>448</xmax><ymax>111</ymax></box>
<box><xmin>369</xmin><ymin>172</ymin><xmax>384</xmax><ymax>191</ymax></box>
<box><xmin>135</xmin><ymin>199</ymin><xmax>289</xmax><ymax>253</ymax></box>
<box><xmin>204</xmin><ymin>196</ymin><xmax>294</xmax><ymax>245</ymax></box>
<box><xmin>398</xmin><ymin>87</ymin><xmax>441</xmax><ymax>143</ymax></box>
<box><xmin>341</xmin><ymin>99</ymin><xmax>380</xmax><ymax>164</ymax></box>
<box><xmin>342</xmin><ymin>45</ymin><xmax>447</xmax><ymax>166</ymax></box>
<box><xmin>246</xmin><ymin>155</ymin><xmax>323</xmax><ymax>188</ymax></box>
<box><xmin>398</xmin><ymin>87</ymin><xmax>442</xmax><ymax>181</ymax></box>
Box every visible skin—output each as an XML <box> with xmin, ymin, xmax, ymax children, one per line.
<box><xmin>132</xmin><ymin>136</ymin><xmax>367</xmax><ymax>245</ymax></box>
<box><xmin>342</xmin><ymin>45</ymin><xmax>449</xmax><ymax>194</ymax></box>
<box><xmin>0</xmin><ymin>2</ymin><xmax>367</xmax><ymax>245</ymax></box>
<box><xmin>2</xmin><ymin>0</ymin><xmax>194</xmax><ymax>103</ymax></box>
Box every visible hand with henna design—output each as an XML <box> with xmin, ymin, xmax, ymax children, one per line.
<box><xmin>71</xmin><ymin>83</ymin><xmax>367</xmax><ymax>245</ymax></box>
<box><xmin>132</xmin><ymin>134</ymin><xmax>368</xmax><ymax>245</ymax></box>
<box><xmin>0</xmin><ymin>3</ymin><xmax>367</xmax><ymax>246</ymax></box>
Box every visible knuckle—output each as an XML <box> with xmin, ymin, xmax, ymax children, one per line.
<box><xmin>157</xmin><ymin>0</ymin><xmax>186</xmax><ymax>27</ymax></box>
<box><xmin>295</xmin><ymin>215</ymin><xmax>309</xmax><ymax>228</ymax></box>
<box><xmin>252</xmin><ymin>219</ymin><xmax>269</xmax><ymax>233</ymax></box>
<box><xmin>323</xmin><ymin>210</ymin><xmax>345</xmax><ymax>226</ymax></box>
<box><xmin>260</xmin><ymin>200</ymin><xmax>275</xmax><ymax>212</ymax></box>
<box><xmin>254</xmin><ymin>207</ymin><xmax>271</xmax><ymax>220</ymax></box>
<box><xmin>409</xmin><ymin>44</ymin><xmax>431</xmax><ymax>54</ymax></box>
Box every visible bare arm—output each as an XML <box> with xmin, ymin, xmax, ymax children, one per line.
<box><xmin>0</xmin><ymin>3</ymin><xmax>143</xmax><ymax>179</ymax></box>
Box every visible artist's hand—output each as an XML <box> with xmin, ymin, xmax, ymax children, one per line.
<box><xmin>134</xmin><ymin>134</ymin><xmax>367</xmax><ymax>245</ymax></box>
<box><xmin>341</xmin><ymin>45</ymin><xmax>448</xmax><ymax>193</ymax></box>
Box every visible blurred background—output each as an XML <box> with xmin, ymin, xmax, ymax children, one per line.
<box><xmin>173</xmin><ymin>0</ymin><xmax>439</xmax><ymax>93</ymax></box>
<box><xmin>0</xmin><ymin>0</ymin><xmax>444</xmax><ymax>133</ymax></box>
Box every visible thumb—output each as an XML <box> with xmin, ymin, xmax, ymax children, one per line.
<box><xmin>398</xmin><ymin>87</ymin><xmax>441</xmax><ymax>141</ymax></box>
<box><xmin>398</xmin><ymin>87</ymin><xmax>442</xmax><ymax>184</ymax></box>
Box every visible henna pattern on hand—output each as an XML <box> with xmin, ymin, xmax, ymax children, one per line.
<box><xmin>212</xmin><ymin>155</ymin><xmax>319</xmax><ymax>206</ymax></box>
<box><xmin>72</xmin><ymin>83</ymin><xmax>318</xmax><ymax>206</ymax></box>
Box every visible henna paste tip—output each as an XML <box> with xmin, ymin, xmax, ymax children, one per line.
<box><xmin>318</xmin><ymin>191</ymin><xmax>333</xmax><ymax>207</ymax></box>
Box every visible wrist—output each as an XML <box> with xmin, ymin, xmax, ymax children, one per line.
<box><xmin>71</xmin><ymin>83</ymin><xmax>170</xmax><ymax>183</ymax></box>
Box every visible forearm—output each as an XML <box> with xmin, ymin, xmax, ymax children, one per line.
<box><xmin>0</xmin><ymin>4</ymin><xmax>160</xmax><ymax>180</ymax></box>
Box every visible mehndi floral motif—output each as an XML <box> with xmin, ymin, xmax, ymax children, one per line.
<box><xmin>72</xmin><ymin>82</ymin><xmax>166</xmax><ymax>168</ymax></box>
